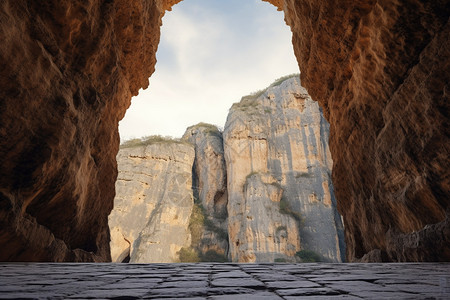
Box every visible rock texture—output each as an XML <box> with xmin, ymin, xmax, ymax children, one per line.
<box><xmin>2</xmin><ymin>263</ymin><xmax>449</xmax><ymax>299</ymax></box>
<box><xmin>182</xmin><ymin>124</ymin><xmax>229</xmax><ymax>260</ymax></box>
<box><xmin>223</xmin><ymin>76</ymin><xmax>345</xmax><ymax>262</ymax></box>
<box><xmin>284</xmin><ymin>0</ymin><xmax>450</xmax><ymax>261</ymax></box>
<box><xmin>0</xmin><ymin>0</ymin><xmax>448</xmax><ymax>262</ymax></box>
<box><xmin>0</xmin><ymin>0</ymin><xmax>171</xmax><ymax>261</ymax></box>
<box><xmin>109</xmin><ymin>141</ymin><xmax>194</xmax><ymax>263</ymax></box>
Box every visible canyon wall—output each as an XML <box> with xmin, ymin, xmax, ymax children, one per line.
<box><xmin>182</xmin><ymin>124</ymin><xmax>229</xmax><ymax>261</ymax></box>
<box><xmin>0</xmin><ymin>0</ymin><xmax>448</xmax><ymax>261</ymax></box>
<box><xmin>110</xmin><ymin>78</ymin><xmax>342</xmax><ymax>263</ymax></box>
<box><xmin>223</xmin><ymin>76</ymin><xmax>345</xmax><ymax>262</ymax></box>
<box><xmin>109</xmin><ymin>140</ymin><xmax>194</xmax><ymax>263</ymax></box>
<box><xmin>284</xmin><ymin>0</ymin><xmax>450</xmax><ymax>261</ymax></box>
<box><xmin>0</xmin><ymin>0</ymin><xmax>164</xmax><ymax>261</ymax></box>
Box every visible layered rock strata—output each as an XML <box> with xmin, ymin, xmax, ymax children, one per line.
<box><xmin>109</xmin><ymin>141</ymin><xmax>194</xmax><ymax>263</ymax></box>
<box><xmin>224</xmin><ymin>76</ymin><xmax>345</xmax><ymax>262</ymax></box>
<box><xmin>0</xmin><ymin>0</ymin><xmax>448</xmax><ymax>261</ymax></box>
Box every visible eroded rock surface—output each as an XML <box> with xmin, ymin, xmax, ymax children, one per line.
<box><xmin>182</xmin><ymin>124</ymin><xmax>229</xmax><ymax>260</ymax></box>
<box><xmin>284</xmin><ymin>0</ymin><xmax>450</xmax><ymax>261</ymax></box>
<box><xmin>223</xmin><ymin>77</ymin><xmax>345</xmax><ymax>262</ymax></box>
<box><xmin>109</xmin><ymin>142</ymin><xmax>194</xmax><ymax>263</ymax></box>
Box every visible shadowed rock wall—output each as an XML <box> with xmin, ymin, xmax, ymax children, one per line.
<box><xmin>284</xmin><ymin>0</ymin><xmax>450</xmax><ymax>261</ymax></box>
<box><xmin>0</xmin><ymin>0</ymin><xmax>166</xmax><ymax>261</ymax></box>
<box><xmin>0</xmin><ymin>0</ymin><xmax>448</xmax><ymax>261</ymax></box>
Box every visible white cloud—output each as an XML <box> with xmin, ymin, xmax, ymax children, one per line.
<box><xmin>119</xmin><ymin>0</ymin><xmax>299</xmax><ymax>141</ymax></box>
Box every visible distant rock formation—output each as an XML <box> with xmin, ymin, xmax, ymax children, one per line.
<box><xmin>109</xmin><ymin>140</ymin><xmax>195</xmax><ymax>263</ymax></box>
<box><xmin>223</xmin><ymin>76</ymin><xmax>345</xmax><ymax>262</ymax></box>
<box><xmin>182</xmin><ymin>124</ymin><xmax>229</xmax><ymax>261</ymax></box>
<box><xmin>110</xmin><ymin>76</ymin><xmax>345</xmax><ymax>263</ymax></box>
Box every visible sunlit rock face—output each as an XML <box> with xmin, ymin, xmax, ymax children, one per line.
<box><xmin>0</xmin><ymin>0</ymin><xmax>448</xmax><ymax>261</ymax></box>
<box><xmin>182</xmin><ymin>124</ymin><xmax>229</xmax><ymax>259</ymax></box>
<box><xmin>223</xmin><ymin>77</ymin><xmax>345</xmax><ymax>263</ymax></box>
<box><xmin>109</xmin><ymin>142</ymin><xmax>195</xmax><ymax>263</ymax></box>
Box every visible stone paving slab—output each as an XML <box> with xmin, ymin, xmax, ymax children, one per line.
<box><xmin>0</xmin><ymin>263</ymin><xmax>448</xmax><ymax>299</ymax></box>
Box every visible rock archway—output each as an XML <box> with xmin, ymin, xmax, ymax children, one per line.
<box><xmin>0</xmin><ymin>0</ymin><xmax>448</xmax><ymax>262</ymax></box>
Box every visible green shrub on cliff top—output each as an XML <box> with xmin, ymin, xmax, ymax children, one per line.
<box><xmin>120</xmin><ymin>135</ymin><xmax>186</xmax><ymax>148</ymax></box>
<box><xmin>231</xmin><ymin>73</ymin><xmax>300</xmax><ymax>110</ymax></box>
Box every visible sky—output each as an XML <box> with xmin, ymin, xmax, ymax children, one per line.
<box><xmin>119</xmin><ymin>0</ymin><xmax>299</xmax><ymax>141</ymax></box>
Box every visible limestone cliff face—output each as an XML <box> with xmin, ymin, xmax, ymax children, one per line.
<box><xmin>182</xmin><ymin>124</ymin><xmax>229</xmax><ymax>259</ymax></box>
<box><xmin>109</xmin><ymin>141</ymin><xmax>194</xmax><ymax>263</ymax></box>
<box><xmin>0</xmin><ymin>0</ymin><xmax>448</xmax><ymax>262</ymax></box>
<box><xmin>223</xmin><ymin>76</ymin><xmax>345</xmax><ymax>263</ymax></box>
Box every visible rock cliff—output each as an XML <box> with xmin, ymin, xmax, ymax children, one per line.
<box><xmin>0</xmin><ymin>0</ymin><xmax>448</xmax><ymax>261</ymax></box>
<box><xmin>182</xmin><ymin>124</ymin><xmax>229</xmax><ymax>261</ymax></box>
<box><xmin>284</xmin><ymin>0</ymin><xmax>450</xmax><ymax>261</ymax></box>
<box><xmin>224</xmin><ymin>76</ymin><xmax>345</xmax><ymax>262</ymax></box>
<box><xmin>109</xmin><ymin>138</ymin><xmax>194</xmax><ymax>263</ymax></box>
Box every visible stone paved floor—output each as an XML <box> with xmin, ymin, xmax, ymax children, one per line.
<box><xmin>0</xmin><ymin>263</ymin><xmax>449</xmax><ymax>299</ymax></box>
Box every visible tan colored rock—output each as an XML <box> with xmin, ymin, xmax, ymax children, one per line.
<box><xmin>284</xmin><ymin>0</ymin><xmax>450</xmax><ymax>261</ymax></box>
<box><xmin>224</xmin><ymin>76</ymin><xmax>345</xmax><ymax>262</ymax></box>
<box><xmin>109</xmin><ymin>140</ymin><xmax>195</xmax><ymax>263</ymax></box>
<box><xmin>182</xmin><ymin>124</ymin><xmax>229</xmax><ymax>260</ymax></box>
<box><xmin>0</xmin><ymin>0</ymin><xmax>448</xmax><ymax>262</ymax></box>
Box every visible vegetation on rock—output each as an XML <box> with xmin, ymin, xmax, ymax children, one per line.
<box><xmin>295</xmin><ymin>250</ymin><xmax>323</xmax><ymax>262</ymax></box>
<box><xmin>179</xmin><ymin>201</ymin><xmax>229</xmax><ymax>263</ymax></box>
<box><xmin>120</xmin><ymin>135</ymin><xmax>188</xmax><ymax>148</ymax></box>
<box><xmin>231</xmin><ymin>73</ymin><xmax>300</xmax><ymax>110</ymax></box>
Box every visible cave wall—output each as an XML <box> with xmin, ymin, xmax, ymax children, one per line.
<box><xmin>0</xmin><ymin>0</ymin><xmax>448</xmax><ymax>261</ymax></box>
<box><xmin>284</xmin><ymin>0</ymin><xmax>450</xmax><ymax>261</ymax></box>
<box><xmin>0</xmin><ymin>0</ymin><xmax>166</xmax><ymax>261</ymax></box>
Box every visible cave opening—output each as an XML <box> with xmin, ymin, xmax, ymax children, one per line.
<box><xmin>111</xmin><ymin>0</ymin><xmax>347</xmax><ymax>263</ymax></box>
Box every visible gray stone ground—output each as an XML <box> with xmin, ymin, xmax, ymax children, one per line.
<box><xmin>0</xmin><ymin>263</ymin><xmax>448</xmax><ymax>299</ymax></box>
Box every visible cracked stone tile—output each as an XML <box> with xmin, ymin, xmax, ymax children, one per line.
<box><xmin>211</xmin><ymin>271</ymin><xmax>252</xmax><ymax>279</ymax></box>
<box><xmin>324</xmin><ymin>280</ymin><xmax>398</xmax><ymax>293</ymax></box>
<box><xmin>144</xmin><ymin>287</ymin><xmax>209</xmax><ymax>298</ymax></box>
<box><xmin>211</xmin><ymin>278</ymin><xmax>265</xmax><ymax>288</ymax></box>
<box><xmin>283</xmin><ymin>295</ymin><xmax>362</xmax><ymax>300</ymax></box>
<box><xmin>265</xmin><ymin>280</ymin><xmax>322</xmax><ymax>289</ymax></box>
<box><xmin>68</xmin><ymin>288</ymin><xmax>149</xmax><ymax>299</ymax></box>
<box><xmin>348</xmin><ymin>291</ymin><xmax>423</xmax><ymax>299</ymax></box>
<box><xmin>276</xmin><ymin>287</ymin><xmax>341</xmax><ymax>296</ymax></box>
<box><xmin>157</xmin><ymin>280</ymin><xmax>209</xmax><ymax>288</ymax></box>
<box><xmin>209</xmin><ymin>292</ymin><xmax>283</xmax><ymax>300</ymax></box>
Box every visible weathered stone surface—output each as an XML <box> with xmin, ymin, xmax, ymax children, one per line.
<box><xmin>223</xmin><ymin>77</ymin><xmax>344</xmax><ymax>262</ymax></box>
<box><xmin>0</xmin><ymin>263</ymin><xmax>448</xmax><ymax>299</ymax></box>
<box><xmin>0</xmin><ymin>0</ymin><xmax>448</xmax><ymax>262</ymax></box>
<box><xmin>182</xmin><ymin>124</ymin><xmax>229</xmax><ymax>259</ymax></box>
<box><xmin>0</xmin><ymin>0</ymin><xmax>168</xmax><ymax>261</ymax></box>
<box><xmin>109</xmin><ymin>142</ymin><xmax>195</xmax><ymax>263</ymax></box>
<box><xmin>283</xmin><ymin>0</ymin><xmax>450</xmax><ymax>261</ymax></box>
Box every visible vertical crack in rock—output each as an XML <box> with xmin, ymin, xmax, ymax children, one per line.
<box><xmin>223</xmin><ymin>76</ymin><xmax>345</xmax><ymax>262</ymax></box>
